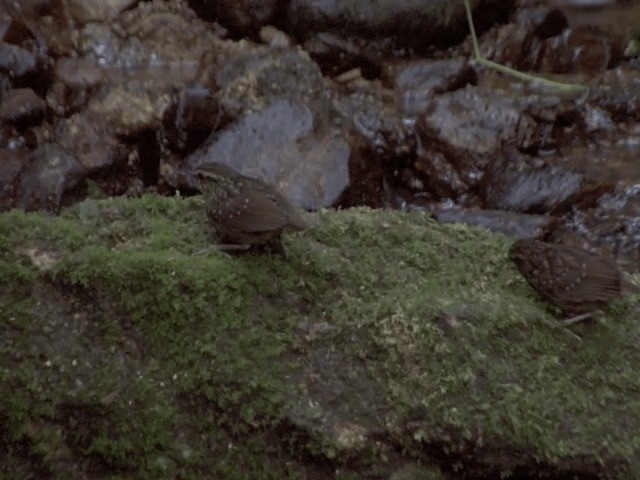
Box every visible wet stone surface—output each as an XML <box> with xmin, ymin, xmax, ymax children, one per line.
<box><xmin>187</xmin><ymin>97</ymin><xmax>350</xmax><ymax>209</ymax></box>
<box><xmin>16</xmin><ymin>143</ymin><xmax>85</xmax><ymax>211</ymax></box>
<box><xmin>433</xmin><ymin>207</ymin><xmax>556</xmax><ymax>238</ymax></box>
<box><xmin>483</xmin><ymin>151</ymin><xmax>586</xmax><ymax>213</ymax></box>
<box><xmin>0</xmin><ymin>1</ymin><xmax>636</xmax><ymax>253</ymax></box>
<box><xmin>0</xmin><ymin>88</ymin><xmax>46</xmax><ymax>126</ymax></box>
<box><xmin>0</xmin><ymin>146</ymin><xmax>25</xmax><ymax>209</ymax></box>
<box><xmin>390</xmin><ymin>57</ymin><xmax>478</xmax><ymax>115</ymax></box>
<box><xmin>420</xmin><ymin>86</ymin><xmax>551</xmax><ymax>155</ymax></box>
<box><xmin>288</xmin><ymin>0</ymin><xmax>515</xmax><ymax>53</ymax></box>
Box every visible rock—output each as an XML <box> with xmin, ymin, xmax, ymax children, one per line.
<box><xmin>0</xmin><ymin>146</ymin><xmax>26</xmax><ymax>210</ymax></box>
<box><xmin>187</xmin><ymin>97</ymin><xmax>350</xmax><ymax>209</ymax></box>
<box><xmin>433</xmin><ymin>206</ymin><xmax>556</xmax><ymax>238</ymax></box>
<box><xmin>0</xmin><ymin>88</ymin><xmax>46</xmax><ymax>126</ymax></box>
<box><xmin>390</xmin><ymin>58</ymin><xmax>477</xmax><ymax>115</ymax></box>
<box><xmin>288</xmin><ymin>0</ymin><xmax>516</xmax><ymax>52</ymax></box>
<box><xmin>215</xmin><ymin>42</ymin><xmax>330</xmax><ymax>118</ymax></box>
<box><xmin>200</xmin><ymin>0</ymin><xmax>282</xmax><ymax>37</ymax></box>
<box><xmin>55</xmin><ymin>111</ymin><xmax>121</xmax><ymax>170</ymax></box>
<box><xmin>61</xmin><ymin>0</ymin><xmax>137</xmax><ymax>24</ymax></box>
<box><xmin>420</xmin><ymin>86</ymin><xmax>547</xmax><ymax>155</ymax></box>
<box><xmin>160</xmin><ymin>85</ymin><xmax>221</xmax><ymax>155</ymax></box>
<box><xmin>483</xmin><ymin>151</ymin><xmax>585</xmax><ymax>213</ymax></box>
<box><xmin>2</xmin><ymin>198</ymin><xmax>640</xmax><ymax>478</ymax></box>
<box><xmin>16</xmin><ymin>143</ymin><xmax>84</xmax><ymax>211</ymax></box>
<box><xmin>0</xmin><ymin>17</ymin><xmax>49</xmax><ymax>83</ymax></box>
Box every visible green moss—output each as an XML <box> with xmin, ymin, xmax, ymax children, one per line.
<box><xmin>1</xmin><ymin>195</ymin><xmax>640</xmax><ymax>479</ymax></box>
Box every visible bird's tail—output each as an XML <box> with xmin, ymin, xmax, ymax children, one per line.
<box><xmin>622</xmin><ymin>277</ymin><xmax>640</xmax><ymax>294</ymax></box>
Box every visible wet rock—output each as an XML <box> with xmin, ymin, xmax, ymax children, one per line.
<box><xmin>483</xmin><ymin>151</ymin><xmax>585</xmax><ymax>213</ymax></box>
<box><xmin>0</xmin><ymin>120</ymin><xmax>48</xmax><ymax>150</ymax></box>
<box><xmin>0</xmin><ymin>71</ymin><xmax>8</xmax><ymax>91</ymax></box>
<box><xmin>53</xmin><ymin>1</ymin><xmax>224</xmax><ymax>144</ymax></box>
<box><xmin>0</xmin><ymin>0</ymin><xmax>635</xmax><ymax>223</ymax></box>
<box><xmin>46</xmin><ymin>4</ymin><xmax>221</xmax><ymax>135</ymax></box>
<box><xmin>258</xmin><ymin>25</ymin><xmax>293</xmax><ymax>47</ymax></box>
<box><xmin>0</xmin><ymin>123</ymin><xmax>16</xmax><ymax>147</ymax></box>
<box><xmin>414</xmin><ymin>143</ymin><xmax>483</xmax><ymax>205</ymax></box>
<box><xmin>62</xmin><ymin>0</ymin><xmax>138</xmax><ymax>24</ymax></box>
<box><xmin>337</xmin><ymin>134</ymin><xmax>386</xmax><ymax>208</ymax></box>
<box><xmin>75</xmin><ymin>1</ymin><xmax>220</xmax><ymax>88</ymax></box>
<box><xmin>584</xmin><ymin>73</ymin><xmax>640</xmax><ymax>121</ymax></box>
<box><xmin>0</xmin><ymin>88</ymin><xmax>46</xmax><ymax>126</ymax></box>
<box><xmin>558</xmin><ymin>1</ymin><xmax>640</xmax><ymax>40</ymax></box>
<box><xmin>337</xmin><ymin>78</ymin><xmax>573</xmax><ymax>209</ymax></box>
<box><xmin>541</xmin><ymin>25</ymin><xmax>624</xmax><ymax>74</ymax></box>
<box><xmin>211</xmin><ymin>40</ymin><xmax>382</xmax><ymax>208</ymax></box>
<box><xmin>303</xmin><ymin>32</ymin><xmax>382</xmax><ymax>79</ymax></box>
<box><xmin>421</xmin><ymin>86</ymin><xmax>555</xmax><ymax>155</ymax></box>
<box><xmin>0</xmin><ymin>147</ymin><xmax>26</xmax><ymax>210</ymax></box>
<box><xmin>216</xmin><ymin>43</ymin><xmax>330</xmax><ymax>118</ymax></box>
<box><xmin>379</xmin><ymin>119</ymin><xmax>489</xmax><ymax>209</ymax></box>
<box><xmin>473</xmin><ymin>20</ymin><xmax>530</xmax><ymax>71</ymax></box>
<box><xmin>390</xmin><ymin>57</ymin><xmax>477</xmax><ymax>115</ymax></box>
<box><xmin>23</xmin><ymin>123</ymin><xmax>53</xmax><ymax>149</ymax></box>
<box><xmin>16</xmin><ymin>143</ymin><xmax>85</xmax><ymax>211</ymax></box>
<box><xmin>288</xmin><ymin>0</ymin><xmax>516</xmax><ymax>53</ymax></box>
<box><xmin>87</xmin><ymin>84</ymin><xmax>173</xmax><ymax>136</ymax></box>
<box><xmin>330</xmin><ymin>81</ymin><xmax>416</xmax><ymax>207</ymax></box>
<box><xmin>533</xmin><ymin>144</ymin><xmax>640</xmax><ymax>266</ymax></box>
<box><xmin>74</xmin><ymin>23</ymin><xmax>123</xmax><ymax>67</ymax></box>
<box><xmin>551</xmin><ymin>183</ymin><xmax>640</xmax><ymax>270</ymax></box>
<box><xmin>48</xmin><ymin>57</ymin><xmax>107</xmax><ymax>116</ymax></box>
<box><xmin>55</xmin><ymin>111</ymin><xmax>122</xmax><ymax>170</ymax></box>
<box><xmin>557</xmin><ymin>0</ymin><xmax>616</xmax><ymax>7</ymax></box>
<box><xmin>476</xmin><ymin>6</ymin><xmax>619</xmax><ymax>76</ymax></box>
<box><xmin>433</xmin><ymin>207</ymin><xmax>555</xmax><ymax>238</ymax></box>
<box><xmin>160</xmin><ymin>85</ymin><xmax>222</xmax><ymax>155</ymax></box>
<box><xmin>195</xmin><ymin>0</ymin><xmax>283</xmax><ymax>37</ymax></box>
<box><xmin>513</xmin><ymin>5</ymin><xmax>568</xmax><ymax>39</ymax></box>
<box><xmin>54</xmin><ymin>57</ymin><xmax>106</xmax><ymax>90</ymax></box>
<box><xmin>29</xmin><ymin>0</ymin><xmax>224</xmax><ymax>183</ymax></box>
<box><xmin>0</xmin><ymin>16</ymin><xmax>49</xmax><ymax>85</ymax></box>
<box><xmin>187</xmin><ymin>97</ymin><xmax>350</xmax><ymax>209</ymax></box>
<box><xmin>543</xmin><ymin>143</ymin><xmax>640</xmax><ymax>187</ymax></box>
<box><xmin>333</xmin><ymin>81</ymin><xmax>414</xmax><ymax>157</ymax></box>
<box><xmin>580</xmin><ymin>104</ymin><xmax>616</xmax><ymax>133</ymax></box>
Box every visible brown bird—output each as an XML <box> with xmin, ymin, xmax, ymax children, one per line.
<box><xmin>190</xmin><ymin>162</ymin><xmax>306</xmax><ymax>257</ymax></box>
<box><xmin>509</xmin><ymin>238</ymin><xmax>640</xmax><ymax>325</ymax></box>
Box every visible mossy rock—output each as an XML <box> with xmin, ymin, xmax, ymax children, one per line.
<box><xmin>1</xmin><ymin>194</ymin><xmax>639</xmax><ymax>479</ymax></box>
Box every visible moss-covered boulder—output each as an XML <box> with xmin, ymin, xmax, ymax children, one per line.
<box><xmin>1</xmin><ymin>195</ymin><xmax>639</xmax><ymax>479</ymax></box>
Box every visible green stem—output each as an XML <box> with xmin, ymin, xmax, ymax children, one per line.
<box><xmin>464</xmin><ymin>0</ymin><xmax>481</xmax><ymax>61</ymax></box>
<box><xmin>462</xmin><ymin>0</ymin><xmax>589</xmax><ymax>93</ymax></box>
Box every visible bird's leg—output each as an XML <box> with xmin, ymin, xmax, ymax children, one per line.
<box><xmin>265</xmin><ymin>237</ymin><xmax>288</xmax><ymax>260</ymax></box>
<box><xmin>245</xmin><ymin>238</ymin><xmax>288</xmax><ymax>259</ymax></box>
<box><xmin>561</xmin><ymin>310</ymin><xmax>602</xmax><ymax>327</ymax></box>
<box><xmin>541</xmin><ymin>318</ymin><xmax>582</xmax><ymax>344</ymax></box>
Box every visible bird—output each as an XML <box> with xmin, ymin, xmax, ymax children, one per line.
<box><xmin>509</xmin><ymin>238</ymin><xmax>640</xmax><ymax>326</ymax></box>
<box><xmin>188</xmin><ymin>162</ymin><xmax>307</xmax><ymax>258</ymax></box>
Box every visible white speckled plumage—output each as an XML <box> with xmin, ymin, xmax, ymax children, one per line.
<box><xmin>191</xmin><ymin>162</ymin><xmax>306</xmax><ymax>255</ymax></box>
<box><xmin>509</xmin><ymin>238</ymin><xmax>638</xmax><ymax>314</ymax></box>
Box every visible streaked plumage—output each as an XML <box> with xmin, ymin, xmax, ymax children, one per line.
<box><xmin>509</xmin><ymin>238</ymin><xmax>639</xmax><ymax>321</ymax></box>
<box><xmin>191</xmin><ymin>162</ymin><xmax>306</xmax><ymax>257</ymax></box>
